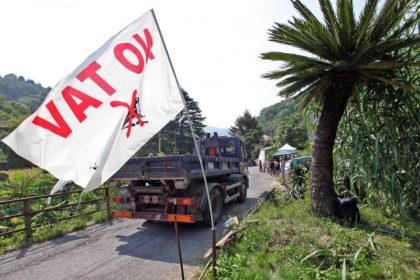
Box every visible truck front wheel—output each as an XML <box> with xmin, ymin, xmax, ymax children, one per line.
<box><xmin>203</xmin><ymin>188</ymin><xmax>223</xmax><ymax>226</ymax></box>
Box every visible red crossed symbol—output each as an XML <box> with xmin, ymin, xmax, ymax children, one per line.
<box><xmin>110</xmin><ymin>90</ymin><xmax>145</xmax><ymax>138</ymax></box>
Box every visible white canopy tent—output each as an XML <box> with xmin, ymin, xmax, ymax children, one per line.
<box><xmin>272</xmin><ymin>144</ymin><xmax>297</xmax><ymax>157</ymax></box>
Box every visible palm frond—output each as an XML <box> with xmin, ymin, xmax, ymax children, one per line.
<box><xmin>260</xmin><ymin>51</ymin><xmax>330</xmax><ymax>65</ymax></box>
<box><xmin>355</xmin><ymin>0</ymin><xmax>379</xmax><ymax>45</ymax></box>
<box><xmin>261</xmin><ymin>62</ymin><xmax>327</xmax><ymax>80</ymax></box>
<box><xmin>289</xmin><ymin>17</ymin><xmax>340</xmax><ymax>59</ymax></box>
<box><xmin>292</xmin><ymin>0</ymin><xmax>343</xmax><ymax>59</ymax></box>
<box><xmin>360</xmin><ymin>71</ymin><xmax>414</xmax><ymax>90</ymax></box>
<box><xmin>319</xmin><ymin>0</ymin><xmax>339</xmax><ymax>39</ymax></box>
<box><xmin>292</xmin><ymin>0</ymin><xmax>322</xmax><ymax>25</ymax></box>
<box><xmin>373</xmin><ymin>36</ymin><xmax>420</xmax><ymax>56</ymax></box>
<box><xmin>269</xmin><ymin>23</ymin><xmax>333</xmax><ymax>58</ymax></box>
<box><xmin>336</xmin><ymin>0</ymin><xmax>356</xmax><ymax>52</ymax></box>
<box><xmin>348</xmin><ymin>41</ymin><xmax>373</xmax><ymax>66</ymax></box>
<box><xmin>368</xmin><ymin>0</ymin><xmax>413</xmax><ymax>44</ymax></box>
<box><xmin>301</xmin><ymin>77</ymin><xmax>332</xmax><ymax>107</ymax></box>
<box><xmin>359</xmin><ymin>61</ymin><xmax>418</xmax><ymax>70</ymax></box>
<box><xmin>278</xmin><ymin>77</ymin><xmax>319</xmax><ymax>97</ymax></box>
<box><xmin>388</xmin><ymin>12</ymin><xmax>420</xmax><ymax>40</ymax></box>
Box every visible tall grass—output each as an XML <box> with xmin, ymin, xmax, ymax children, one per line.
<box><xmin>333</xmin><ymin>40</ymin><xmax>419</xmax><ymax>219</ymax></box>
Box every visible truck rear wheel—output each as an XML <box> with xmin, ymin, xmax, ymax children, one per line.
<box><xmin>237</xmin><ymin>179</ymin><xmax>247</xmax><ymax>203</ymax></box>
<box><xmin>203</xmin><ymin>188</ymin><xmax>223</xmax><ymax>226</ymax></box>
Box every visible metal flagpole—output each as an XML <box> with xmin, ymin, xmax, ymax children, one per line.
<box><xmin>151</xmin><ymin>9</ymin><xmax>217</xmax><ymax>279</ymax></box>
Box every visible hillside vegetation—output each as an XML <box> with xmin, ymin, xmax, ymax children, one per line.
<box><xmin>257</xmin><ymin>98</ymin><xmax>309</xmax><ymax>155</ymax></box>
<box><xmin>0</xmin><ymin>74</ymin><xmax>50</xmax><ymax>167</ymax></box>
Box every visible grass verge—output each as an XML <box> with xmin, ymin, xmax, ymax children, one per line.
<box><xmin>203</xmin><ymin>188</ymin><xmax>420</xmax><ymax>279</ymax></box>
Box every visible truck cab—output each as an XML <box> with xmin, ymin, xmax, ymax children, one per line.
<box><xmin>203</xmin><ymin>133</ymin><xmax>246</xmax><ymax>162</ymax></box>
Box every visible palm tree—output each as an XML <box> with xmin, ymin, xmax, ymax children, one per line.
<box><xmin>261</xmin><ymin>0</ymin><xmax>419</xmax><ymax>216</ymax></box>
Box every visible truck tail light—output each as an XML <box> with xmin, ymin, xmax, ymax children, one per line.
<box><xmin>167</xmin><ymin>198</ymin><xmax>194</xmax><ymax>206</ymax></box>
<box><xmin>113</xmin><ymin>197</ymin><xmax>131</xmax><ymax>203</ymax></box>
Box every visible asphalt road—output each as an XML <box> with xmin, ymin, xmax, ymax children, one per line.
<box><xmin>0</xmin><ymin>166</ymin><xmax>275</xmax><ymax>280</ymax></box>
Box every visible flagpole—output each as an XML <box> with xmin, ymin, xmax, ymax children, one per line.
<box><xmin>151</xmin><ymin>9</ymin><xmax>217</xmax><ymax>278</ymax></box>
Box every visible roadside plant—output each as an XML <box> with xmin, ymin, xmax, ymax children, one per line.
<box><xmin>283</xmin><ymin>163</ymin><xmax>310</xmax><ymax>203</ymax></box>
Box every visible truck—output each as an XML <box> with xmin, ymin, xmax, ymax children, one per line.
<box><xmin>110</xmin><ymin>133</ymin><xmax>249</xmax><ymax>225</ymax></box>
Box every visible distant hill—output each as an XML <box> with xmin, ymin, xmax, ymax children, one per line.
<box><xmin>257</xmin><ymin>98</ymin><xmax>308</xmax><ymax>149</ymax></box>
<box><xmin>204</xmin><ymin>126</ymin><xmax>229</xmax><ymax>136</ymax></box>
<box><xmin>258</xmin><ymin>98</ymin><xmax>299</xmax><ymax>135</ymax></box>
<box><xmin>0</xmin><ymin>73</ymin><xmax>50</xmax><ymax>167</ymax></box>
<box><xmin>0</xmin><ymin>73</ymin><xmax>50</xmax><ymax>112</ymax></box>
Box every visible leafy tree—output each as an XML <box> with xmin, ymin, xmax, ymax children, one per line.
<box><xmin>229</xmin><ymin>109</ymin><xmax>263</xmax><ymax>160</ymax></box>
<box><xmin>258</xmin><ymin>98</ymin><xmax>299</xmax><ymax>135</ymax></box>
<box><xmin>261</xmin><ymin>0</ymin><xmax>419</xmax><ymax>215</ymax></box>
<box><xmin>137</xmin><ymin>89</ymin><xmax>206</xmax><ymax>156</ymax></box>
<box><xmin>0</xmin><ymin>74</ymin><xmax>51</xmax><ymax>168</ymax></box>
<box><xmin>274</xmin><ymin>115</ymin><xmax>308</xmax><ymax>148</ymax></box>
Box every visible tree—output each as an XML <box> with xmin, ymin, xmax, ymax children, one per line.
<box><xmin>261</xmin><ymin>0</ymin><xmax>419</xmax><ymax>216</ymax></box>
<box><xmin>274</xmin><ymin>115</ymin><xmax>308</xmax><ymax>148</ymax></box>
<box><xmin>229</xmin><ymin>110</ymin><xmax>263</xmax><ymax>160</ymax></box>
<box><xmin>177</xmin><ymin>89</ymin><xmax>206</xmax><ymax>153</ymax></box>
<box><xmin>137</xmin><ymin>88</ymin><xmax>206</xmax><ymax>156</ymax></box>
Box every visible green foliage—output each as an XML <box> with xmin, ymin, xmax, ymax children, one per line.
<box><xmin>261</xmin><ymin>0</ymin><xmax>419</xmax><ymax>215</ymax></box>
<box><xmin>206</xmin><ymin>199</ymin><xmax>420</xmax><ymax>279</ymax></box>
<box><xmin>283</xmin><ymin>163</ymin><xmax>310</xmax><ymax>202</ymax></box>
<box><xmin>137</xmin><ymin>88</ymin><xmax>206</xmax><ymax>156</ymax></box>
<box><xmin>0</xmin><ymin>74</ymin><xmax>51</xmax><ymax>169</ymax></box>
<box><xmin>275</xmin><ymin>115</ymin><xmax>308</xmax><ymax>148</ymax></box>
<box><xmin>0</xmin><ymin>74</ymin><xmax>49</xmax><ymax>111</ymax></box>
<box><xmin>0</xmin><ymin>172</ymin><xmax>8</xmax><ymax>182</ymax></box>
<box><xmin>229</xmin><ymin>109</ymin><xmax>263</xmax><ymax>160</ymax></box>
<box><xmin>334</xmin><ymin>41</ymin><xmax>419</xmax><ymax>218</ymax></box>
<box><xmin>258</xmin><ymin>98</ymin><xmax>309</xmax><ymax>149</ymax></box>
<box><xmin>258</xmin><ymin>98</ymin><xmax>298</xmax><ymax>133</ymax></box>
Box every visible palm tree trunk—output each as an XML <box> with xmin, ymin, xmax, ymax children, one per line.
<box><xmin>310</xmin><ymin>88</ymin><xmax>351</xmax><ymax>216</ymax></box>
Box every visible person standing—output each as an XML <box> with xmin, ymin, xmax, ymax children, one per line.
<box><xmin>269</xmin><ymin>159</ymin><xmax>275</xmax><ymax>176</ymax></box>
<box><xmin>259</xmin><ymin>159</ymin><xmax>262</xmax><ymax>172</ymax></box>
<box><xmin>280</xmin><ymin>157</ymin><xmax>286</xmax><ymax>184</ymax></box>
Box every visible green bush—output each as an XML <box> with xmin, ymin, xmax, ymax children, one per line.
<box><xmin>0</xmin><ymin>172</ymin><xmax>8</xmax><ymax>182</ymax></box>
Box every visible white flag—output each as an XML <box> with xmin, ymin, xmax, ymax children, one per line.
<box><xmin>2</xmin><ymin>10</ymin><xmax>184</xmax><ymax>191</ymax></box>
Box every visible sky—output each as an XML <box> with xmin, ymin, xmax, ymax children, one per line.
<box><xmin>0</xmin><ymin>0</ymin><xmax>366</xmax><ymax>128</ymax></box>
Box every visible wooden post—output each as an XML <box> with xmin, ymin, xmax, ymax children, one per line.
<box><xmin>212</xmin><ymin>228</ymin><xmax>217</xmax><ymax>279</ymax></box>
<box><xmin>104</xmin><ymin>187</ymin><xmax>112</xmax><ymax>220</ymax></box>
<box><xmin>174</xmin><ymin>220</ymin><xmax>185</xmax><ymax>280</ymax></box>
<box><xmin>23</xmin><ymin>199</ymin><xmax>32</xmax><ymax>241</ymax></box>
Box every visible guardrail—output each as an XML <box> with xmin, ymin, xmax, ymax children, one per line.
<box><xmin>0</xmin><ymin>187</ymin><xmax>112</xmax><ymax>239</ymax></box>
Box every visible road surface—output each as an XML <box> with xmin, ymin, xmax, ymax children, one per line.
<box><xmin>0</xmin><ymin>166</ymin><xmax>275</xmax><ymax>280</ymax></box>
